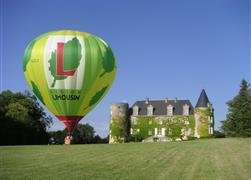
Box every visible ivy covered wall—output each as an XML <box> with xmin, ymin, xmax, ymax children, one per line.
<box><xmin>110</xmin><ymin>117</ymin><xmax>128</xmax><ymax>143</ymax></box>
<box><xmin>194</xmin><ymin>108</ymin><xmax>214</xmax><ymax>138</ymax></box>
<box><xmin>130</xmin><ymin>115</ymin><xmax>195</xmax><ymax>141</ymax></box>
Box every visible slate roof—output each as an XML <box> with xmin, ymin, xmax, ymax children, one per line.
<box><xmin>195</xmin><ymin>89</ymin><xmax>210</xmax><ymax>108</ymax></box>
<box><xmin>131</xmin><ymin>99</ymin><xmax>194</xmax><ymax>116</ymax></box>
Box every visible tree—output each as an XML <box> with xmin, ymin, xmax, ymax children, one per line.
<box><xmin>93</xmin><ymin>135</ymin><xmax>108</xmax><ymax>144</ymax></box>
<box><xmin>72</xmin><ymin>123</ymin><xmax>95</xmax><ymax>144</ymax></box>
<box><xmin>221</xmin><ymin>79</ymin><xmax>251</xmax><ymax>137</ymax></box>
<box><xmin>0</xmin><ymin>90</ymin><xmax>52</xmax><ymax>145</ymax></box>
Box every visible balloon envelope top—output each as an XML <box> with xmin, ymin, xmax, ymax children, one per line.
<box><xmin>23</xmin><ymin>30</ymin><xmax>116</xmax><ymax>132</ymax></box>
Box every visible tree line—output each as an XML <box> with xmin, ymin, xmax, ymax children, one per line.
<box><xmin>0</xmin><ymin>90</ymin><xmax>107</xmax><ymax>145</ymax></box>
<box><xmin>49</xmin><ymin>124</ymin><xmax>108</xmax><ymax>144</ymax></box>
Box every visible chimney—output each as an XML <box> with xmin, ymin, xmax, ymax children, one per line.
<box><xmin>145</xmin><ymin>98</ymin><xmax>149</xmax><ymax>104</ymax></box>
<box><xmin>174</xmin><ymin>97</ymin><xmax>178</xmax><ymax>103</ymax></box>
<box><xmin>164</xmin><ymin>97</ymin><xmax>168</xmax><ymax>103</ymax></box>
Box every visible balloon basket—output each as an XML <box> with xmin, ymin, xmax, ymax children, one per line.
<box><xmin>64</xmin><ymin>135</ymin><xmax>73</xmax><ymax>145</ymax></box>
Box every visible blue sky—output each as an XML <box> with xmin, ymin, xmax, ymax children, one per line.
<box><xmin>0</xmin><ymin>0</ymin><xmax>250</xmax><ymax>137</ymax></box>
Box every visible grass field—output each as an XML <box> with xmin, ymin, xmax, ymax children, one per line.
<box><xmin>0</xmin><ymin>138</ymin><xmax>251</xmax><ymax>180</ymax></box>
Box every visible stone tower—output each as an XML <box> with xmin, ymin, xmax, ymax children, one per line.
<box><xmin>109</xmin><ymin>103</ymin><xmax>129</xmax><ymax>144</ymax></box>
<box><xmin>194</xmin><ymin>89</ymin><xmax>214</xmax><ymax>138</ymax></box>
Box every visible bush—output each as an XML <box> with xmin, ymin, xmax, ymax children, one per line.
<box><xmin>213</xmin><ymin>130</ymin><xmax>226</xmax><ymax>138</ymax></box>
<box><xmin>129</xmin><ymin>133</ymin><xmax>144</xmax><ymax>142</ymax></box>
<box><xmin>187</xmin><ymin>136</ymin><xmax>197</xmax><ymax>141</ymax></box>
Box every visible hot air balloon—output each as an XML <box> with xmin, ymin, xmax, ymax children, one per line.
<box><xmin>23</xmin><ymin>30</ymin><xmax>116</xmax><ymax>138</ymax></box>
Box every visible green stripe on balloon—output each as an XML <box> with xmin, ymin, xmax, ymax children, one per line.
<box><xmin>23</xmin><ymin>40</ymin><xmax>36</xmax><ymax>72</ymax></box>
<box><xmin>76</xmin><ymin>35</ymin><xmax>104</xmax><ymax>108</ymax></box>
<box><xmin>31</xmin><ymin>80</ymin><xmax>45</xmax><ymax>105</ymax></box>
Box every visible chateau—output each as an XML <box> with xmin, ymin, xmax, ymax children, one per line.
<box><xmin>109</xmin><ymin>89</ymin><xmax>214</xmax><ymax>144</ymax></box>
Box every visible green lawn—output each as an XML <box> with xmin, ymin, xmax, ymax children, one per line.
<box><xmin>0</xmin><ymin>138</ymin><xmax>250</xmax><ymax>180</ymax></box>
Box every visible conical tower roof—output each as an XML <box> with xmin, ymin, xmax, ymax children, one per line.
<box><xmin>195</xmin><ymin>89</ymin><xmax>210</xmax><ymax>107</ymax></box>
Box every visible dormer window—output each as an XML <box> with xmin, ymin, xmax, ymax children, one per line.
<box><xmin>133</xmin><ymin>105</ymin><xmax>139</xmax><ymax>116</ymax></box>
<box><xmin>183</xmin><ymin>104</ymin><xmax>189</xmax><ymax>115</ymax></box>
<box><xmin>147</xmin><ymin>105</ymin><xmax>153</xmax><ymax>116</ymax></box>
<box><xmin>167</xmin><ymin>105</ymin><xmax>173</xmax><ymax>116</ymax></box>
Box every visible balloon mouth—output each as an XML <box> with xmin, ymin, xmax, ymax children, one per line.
<box><xmin>56</xmin><ymin>115</ymin><xmax>83</xmax><ymax>133</ymax></box>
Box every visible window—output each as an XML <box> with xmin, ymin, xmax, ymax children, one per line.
<box><xmin>162</xmin><ymin>128</ymin><xmax>166</xmax><ymax>136</ymax></box>
<box><xmin>157</xmin><ymin>127</ymin><xmax>162</xmax><ymax>135</ymax></box>
<box><xmin>183</xmin><ymin>104</ymin><xmax>189</xmax><ymax>115</ymax></box>
<box><xmin>133</xmin><ymin>105</ymin><xmax>139</xmax><ymax>116</ymax></box>
<box><xmin>210</xmin><ymin>127</ymin><xmax>213</xmax><ymax>134</ymax></box>
<box><xmin>147</xmin><ymin>105</ymin><xmax>153</xmax><ymax>116</ymax></box>
<box><xmin>148</xmin><ymin>130</ymin><xmax>152</xmax><ymax>135</ymax></box>
<box><xmin>208</xmin><ymin>126</ymin><xmax>213</xmax><ymax>134</ymax></box>
<box><xmin>167</xmin><ymin>128</ymin><xmax>172</xmax><ymax>135</ymax></box>
<box><xmin>167</xmin><ymin>105</ymin><xmax>173</xmax><ymax>116</ymax></box>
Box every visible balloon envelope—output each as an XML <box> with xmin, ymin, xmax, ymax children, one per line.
<box><xmin>23</xmin><ymin>30</ymin><xmax>116</xmax><ymax>132</ymax></box>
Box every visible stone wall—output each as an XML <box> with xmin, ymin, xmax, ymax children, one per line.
<box><xmin>109</xmin><ymin>103</ymin><xmax>129</xmax><ymax>144</ymax></box>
